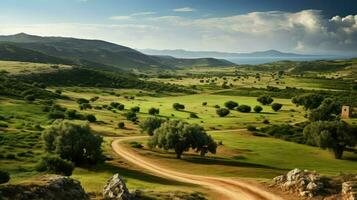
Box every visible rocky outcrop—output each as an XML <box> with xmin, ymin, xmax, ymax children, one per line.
<box><xmin>103</xmin><ymin>174</ymin><xmax>131</xmax><ymax>200</ymax></box>
<box><xmin>0</xmin><ymin>175</ymin><xmax>89</xmax><ymax>200</ymax></box>
<box><xmin>342</xmin><ymin>181</ymin><xmax>357</xmax><ymax>200</ymax></box>
<box><xmin>273</xmin><ymin>168</ymin><xmax>331</xmax><ymax>198</ymax></box>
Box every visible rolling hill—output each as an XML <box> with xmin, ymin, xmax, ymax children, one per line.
<box><xmin>0</xmin><ymin>33</ymin><xmax>234</xmax><ymax>69</ymax></box>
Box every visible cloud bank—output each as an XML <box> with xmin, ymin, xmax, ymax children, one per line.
<box><xmin>0</xmin><ymin>10</ymin><xmax>356</xmax><ymax>54</ymax></box>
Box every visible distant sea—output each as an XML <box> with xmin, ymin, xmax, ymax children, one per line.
<box><xmin>224</xmin><ymin>56</ymin><xmax>354</xmax><ymax>65</ymax></box>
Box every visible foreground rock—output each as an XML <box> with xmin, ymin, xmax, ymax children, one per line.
<box><xmin>0</xmin><ymin>175</ymin><xmax>89</xmax><ymax>200</ymax></box>
<box><xmin>342</xmin><ymin>181</ymin><xmax>357</xmax><ymax>200</ymax></box>
<box><xmin>103</xmin><ymin>173</ymin><xmax>131</xmax><ymax>200</ymax></box>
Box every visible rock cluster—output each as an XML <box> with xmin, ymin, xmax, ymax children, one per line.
<box><xmin>273</xmin><ymin>168</ymin><xmax>329</xmax><ymax>198</ymax></box>
<box><xmin>103</xmin><ymin>173</ymin><xmax>131</xmax><ymax>200</ymax></box>
<box><xmin>0</xmin><ymin>175</ymin><xmax>89</xmax><ymax>200</ymax></box>
<box><xmin>342</xmin><ymin>181</ymin><xmax>357</xmax><ymax>200</ymax></box>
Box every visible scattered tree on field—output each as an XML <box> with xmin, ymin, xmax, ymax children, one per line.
<box><xmin>237</xmin><ymin>105</ymin><xmax>251</xmax><ymax>113</ymax></box>
<box><xmin>173</xmin><ymin>103</ymin><xmax>185</xmax><ymax>110</ymax></box>
<box><xmin>216</xmin><ymin>108</ymin><xmax>230</xmax><ymax>117</ymax></box>
<box><xmin>224</xmin><ymin>101</ymin><xmax>238</xmax><ymax>110</ymax></box>
<box><xmin>292</xmin><ymin>94</ymin><xmax>324</xmax><ymax>110</ymax></box>
<box><xmin>257</xmin><ymin>95</ymin><xmax>274</xmax><ymax>105</ymax></box>
<box><xmin>140</xmin><ymin>117</ymin><xmax>165</xmax><ymax>136</ymax></box>
<box><xmin>271</xmin><ymin>103</ymin><xmax>283</xmax><ymax>112</ymax></box>
<box><xmin>148</xmin><ymin>107</ymin><xmax>160</xmax><ymax>115</ymax></box>
<box><xmin>254</xmin><ymin>105</ymin><xmax>263</xmax><ymax>113</ymax></box>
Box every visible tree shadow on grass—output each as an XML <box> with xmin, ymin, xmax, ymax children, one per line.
<box><xmin>82</xmin><ymin>162</ymin><xmax>195</xmax><ymax>187</ymax></box>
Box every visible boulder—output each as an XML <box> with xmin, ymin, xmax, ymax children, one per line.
<box><xmin>103</xmin><ymin>174</ymin><xmax>131</xmax><ymax>200</ymax></box>
<box><xmin>342</xmin><ymin>181</ymin><xmax>357</xmax><ymax>200</ymax></box>
<box><xmin>0</xmin><ymin>175</ymin><xmax>89</xmax><ymax>200</ymax></box>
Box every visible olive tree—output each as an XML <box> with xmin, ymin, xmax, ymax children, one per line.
<box><xmin>292</xmin><ymin>94</ymin><xmax>324</xmax><ymax>110</ymax></box>
<box><xmin>309</xmin><ymin>98</ymin><xmax>341</xmax><ymax>121</ymax></box>
<box><xmin>257</xmin><ymin>95</ymin><xmax>274</xmax><ymax>105</ymax></box>
<box><xmin>42</xmin><ymin>120</ymin><xmax>104</xmax><ymax>165</ymax></box>
<box><xmin>271</xmin><ymin>103</ymin><xmax>283</xmax><ymax>112</ymax></box>
<box><xmin>224</xmin><ymin>101</ymin><xmax>238</xmax><ymax>110</ymax></box>
<box><xmin>216</xmin><ymin>108</ymin><xmax>230</xmax><ymax>117</ymax></box>
<box><xmin>303</xmin><ymin>121</ymin><xmax>356</xmax><ymax>159</ymax></box>
<box><xmin>148</xmin><ymin>120</ymin><xmax>217</xmax><ymax>159</ymax></box>
<box><xmin>140</xmin><ymin>117</ymin><xmax>165</xmax><ymax>136</ymax></box>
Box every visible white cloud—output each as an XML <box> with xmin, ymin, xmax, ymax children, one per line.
<box><xmin>131</xmin><ymin>12</ymin><xmax>156</xmax><ymax>16</ymax></box>
<box><xmin>173</xmin><ymin>7</ymin><xmax>196</xmax><ymax>12</ymax></box>
<box><xmin>110</xmin><ymin>16</ymin><xmax>131</xmax><ymax>20</ymax></box>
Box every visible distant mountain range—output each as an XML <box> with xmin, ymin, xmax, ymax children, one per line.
<box><xmin>0</xmin><ymin>33</ymin><xmax>234</xmax><ymax>69</ymax></box>
<box><xmin>139</xmin><ymin>49</ymin><xmax>316</xmax><ymax>59</ymax></box>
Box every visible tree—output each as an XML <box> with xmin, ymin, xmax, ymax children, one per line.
<box><xmin>271</xmin><ymin>103</ymin><xmax>283</xmax><ymax>112</ymax></box>
<box><xmin>224</xmin><ymin>101</ymin><xmax>238</xmax><ymax>109</ymax></box>
<box><xmin>77</xmin><ymin>98</ymin><xmax>89</xmax><ymax>104</ymax></box>
<box><xmin>24</xmin><ymin>94</ymin><xmax>36</xmax><ymax>102</ymax></box>
<box><xmin>303</xmin><ymin>121</ymin><xmax>356</xmax><ymax>159</ymax></box>
<box><xmin>86</xmin><ymin>114</ymin><xmax>96</xmax><ymax>122</ymax></box>
<box><xmin>216</xmin><ymin>108</ymin><xmax>230</xmax><ymax>117</ymax></box>
<box><xmin>190</xmin><ymin>113</ymin><xmax>199</xmax><ymax>118</ymax></box>
<box><xmin>118</xmin><ymin>122</ymin><xmax>125</xmax><ymax>129</ymax></box>
<box><xmin>309</xmin><ymin>98</ymin><xmax>341</xmax><ymax>121</ymax></box>
<box><xmin>173</xmin><ymin>103</ymin><xmax>185</xmax><ymax>110</ymax></box>
<box><xmin>110</xmin><ymin>102</ymin><xmax>124</xmax><ymax>110</ymax></box>
<box><xmin>130</xmin><ymin>106</ymin><xmax>140</xmax><ymax>113</ymax></box>
<box><xmin>42</xmin><ymin>120</ymin><xmax>104</xmax><ymax>165</ymax></box>
<box><xmin>148</xmin><ymin>107</ymin><xmax>160</xmax><ymax>115</ymax></box>
<box><xmin>292</xmin><ymin>94</ymin><xmax>324</xmax><ymax>110</ymax></box>
<box><xmin>140</xmin><ymin>117</ymin><xmax>165</xmax><ymax>136</ymax></box>
<box><xmin>36</xmin><ymin>155</ymin><xmax>74</xmax><ymax>176</ymax></box>
<box><xmin>124</xmin><ymin>111</ymin><xmax>138</xmax><ymax>122</ymax></box>
<box><xmin>257</xmin><ymin>95</ymin><xmax>274</xmax><ymax>105</ymax></box>
<box><xmin>148</xmin><ymin>120</ymin><xmax>217</xmax><ymax>159</ymax></box>
<box><xmin>0</xmin><ymin>170</ymin><xmax>10</xmax><ymax>184</ymax></box>
<box><xmin>254</xmin><ymin>105</ymin><xmax>263</xmax><ymax>113</ymax></box>
<box><xmin>202</xmin><ymin>102</ymin><xmax>207</xmax><ymax>106</ymax></box>
<box><xmin>237</xmin><ymin>105</ymin><xmax>251</xmax><ymax>113</ymax></box>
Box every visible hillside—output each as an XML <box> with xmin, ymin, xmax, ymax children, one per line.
<box><xmin>152</xmin><ymin>55</ymin><xmax>234</xmax><ymax>68</ymax></box>
<box><xmin>0</xmin><ymin>33</ymin><xmax>233</xmax><ymax>69</ymax></box>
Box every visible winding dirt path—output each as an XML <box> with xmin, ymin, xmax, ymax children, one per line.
<box><xmin>112</xmin><ymin>136</ymin><xmax>285</xmax><ymax>200</ymax></box>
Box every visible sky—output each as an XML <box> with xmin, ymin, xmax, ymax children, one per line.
<box><xmin>0</xmin><ymin>0</ymin><xmax>356</xmax><ymax>55</ymax></box>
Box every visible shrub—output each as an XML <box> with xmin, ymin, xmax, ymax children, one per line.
<box><xmin>42</xmin><ymin>120</ymin><xmax>104</xmax><ymax>165</ymax></box>
<box><xmin>271</xmin><ymin>103</ymin><xmax>283</xmax><ymax>112</ymax></box>
<box><xmin>148</xmin><ymin>107</ymin><xmax>160</xmax><ymax>115</ymax></box>
<box><xmin>124</xmin><ymin>111</ymin><xmax>137</xmax><ymax>122</ymax></box>
<box><xmin>237</xmin><ymin>105</ymin><xmax>251</xmax><ymax>113</ymax></box>
<box><xmin>202</xmin><ymin>102</ymin><xmax>207</xmax><ymax>106</ymax></box>
<box><xmin>55</xmin><ymin>89</ymin><xmax>62</xmax><ymax>94</ymax></box>
<box><xmin>257</xmin><ymin>95</ymin><xmax>274</xmax><ymax>105</ymax></box>
<box><xmin>224</xmin><ymin>101</ymin><xmax>238</xmax><ymax>109</ymax></box>
<box><xmin>24</xmin><ymin>94</ymin><xmax>36</xmax><ymax>102</ymax></box>
<box><xmin>173</xmin><ymin>103</ymin><xmax>185</xmax><ymax>110</ymax></box>
<box><xmin>65</xmin><ymin>109</ymin><xmax>78</xmax><ymax>120</ymax></box>
<box><xmin>0</xmin><ymin>121</ymin><xmax>8</xmax><ymax>128</ymax></box>
<box><xmin>77</xmin><ymin>98</ymin><xmax>89</xmax><ymax>104</ymax></box>
<box><xmin>36</xmin><ymin>155</ymin><xmax>74</xmax><ymax>176</ymax></box>
<box><xmin>216</xmin><ymin>108</ymin><xmax>230</xmax><ymax>117</ymax></box>
<box><xmin>118</xmin><ymin>122</ymin><xmax>125</xmax><ymax>129</ymax></box>
<box><xmin>263</xmin><ymin>119</ymin><xmax>270</xmax><ymax>124</ymax></box>
<box><xmin>140</xmin><ymin>117</ymin><xmax>165</xmax><ymax>135</ymax></box>
<box><xmin>110</xmin><ymin>102</ymin><xmax>125</xmax><ymax>110</ymax></box>
<box><xmin>6</xmin><ymin>154</ymin><xmax>16</xmax><ymax>159</ymax></box>
<box><xmin>0</xmin><ymin>170</ymin><xmax>10</xmax><ymax>184</ymax></box>
<box><xmin>130</xmin><ymin>106</ymin><xmax>140</xmax><ymax>113</ymax></box>
<box><xmin>254</xmin><ymin>105</ymin><xmax>263</xmax><ymax>113</ymax></box>
<box><xmin>190</xmin><ymin>113</ymin><xmax>199</xmax><ymax>118</ymax></box>
<box><xmin>86</xmin><ymin>114</ymin><xmax>97</xmax><ymax>122</ymax></box>
<box><xmin>247</xmin><ymin>125</ymin><xmax>257</xmax><ymax>132</ymax></box>
<box><xmin>130</xmin><ymin>141</ymin><xmax>143</xmax><ymax>149</ymax></box>
<box><xmin>48</xmin><ymin>111</ymin><xmax>65</xmax><ymax>119</ymax></box>
<box><xmin>79</xmin><ymin>103</ymin><xmax>92</xmax><ymax>110</ymax></box>
<box><xmin>214</xmin><ymin>105</ymin><xmax>220</xmax><ymax>108</ymax></box>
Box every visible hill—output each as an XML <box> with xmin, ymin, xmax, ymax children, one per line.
<box><xmin>152</xmin><ymin>55</ymin><xmax>234</xmax><ymax>68</ymax></box>
<box><xmin>0</xmin><ymin>33</ymin><xmax>233</xmax><ymax>69</ymax></box>
<box><xmin>139</xmin><ymin>49</ymin><xmax>315</xmax><ymax>58</ymax></box>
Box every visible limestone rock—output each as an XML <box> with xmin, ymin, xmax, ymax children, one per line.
<box><xmin>103</xmin><ymin>174</ymin><xmax>131</xmax><ymax>200</ymax></box>
<box><xmin>0</xmin><ymin>175</ymin><xmax>89</xmax><ymax>200</ymax></box>
<box><xmin>342</xmin><ymin>181</ymin><xmax>357</xmax><ymax>200</ymax></box>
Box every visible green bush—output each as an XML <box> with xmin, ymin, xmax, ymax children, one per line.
<box><xmin>190</xmin><ymin>113</ymin><xmax>199</xmax><ymax>118</ymax></box>
<box><xmin>0</xmin><ymin>121</ymin><xmax>8</xmax><ymax>128</ymax></box>
<box><xmin>36</xmin><ymin>155</ymin><xmax>74</xmax><ymax>176</ymax></box>
<box><xmin>86</xmin><ymin>114</ymin><xmax>97</xmax><ymax>122</ymax></box>
<box><xmin>257</xmin><ymin>95</ymin><xmax>274</xmax><ymax>105</ymax></box>
<box><xmin>216</xmin><ymin>108</ymin><xmax>230</xmax><ymax>117</ymax></box>
<box><xmin>271</xmin><ymin>103</ymin><xmax>283</xmax><ymax>112</ymax></box>
<box><xmin>247</xmin><ymin>125</ymin><xmax>257</xmax><ymax>131</ymax></box>
<box><xmin>237</xmin><ymin>105</ymin><xmax>251</xmax><ymax>113</ymax></box>
<box><xmin>118</xmin><ymin>122</ymin><xmax>125</xmax><ymax>129</ymax></box>
<box><xmin>130</xmin><ymin>141</ymin><xmax>143</xmax><ymax>149</ymax></box>
<box><xmin>253</xmin><ymin>105</ymin><xmax>263</xmax><ymax>113</ymax></box>
<box><xmin>202</xmin><ymin>102</ymin><xmax>207</xmax><ymax>106</ymax></box>
<box><xmin>124</xmin><ymin>111</ymin><xmax>138</xmax><ymax>122</ymax></box>
<box><xmin>148</xmin><ymin>107</ymin><xmax>160</xmax><ymax>115</ymax></box>
<box><xmin>24</xmin><ymin>94</ymin><xmax>36</xmax><ymax>102</ymax></box>
<box><xmin>173</xmin><ymin>103</ymin><xmax>185</xmax><ymax>110</ymax></box>
<box><xmin>0</xmin><ymin>170</ymin><xmax>10</xmax><ymax>184</ymax></box>
<box><xmin>130</xmin><ymin>106</ymin><xmax>140</xmax><ymax>113</ymax></box>
<box><xmin>140</xmin><ymin>117</ymin><xmax>165</xmax><ymax>136</ymax></box>
<box><xmin>224</xmin><ymin>101</ymin><xmax>238</xmax><ymax>109</ymax></box>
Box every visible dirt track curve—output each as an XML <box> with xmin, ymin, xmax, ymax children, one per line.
<box><xmin>112</xmin><ymin>136</ymin><xmax>285</xmax><ymax>200</ymax></box>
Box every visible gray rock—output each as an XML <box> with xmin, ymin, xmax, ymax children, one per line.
<box><xmin>342</xmin><ymin>181</ymin><xmax>357</xmax><ymax>200</ymax></box>
<box><xmin>103</xmin><ymin>174</ymin><xmax>131</xmax><ymax>200</ymax></box>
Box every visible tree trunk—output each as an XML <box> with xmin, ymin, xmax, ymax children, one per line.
<box><xmin>334</xmin><ymin>147</ymin><xmax>344</xmax><ymax>159</ymax></box>
<box><xmin>176</xmin><ymin>153</ymin><xmax>181</xmax><ymax>159</ymax></box>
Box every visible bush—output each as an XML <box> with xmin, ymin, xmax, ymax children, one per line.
<box><xmin>124</xmin><ymin>111</ymin><xmax>137</xmax><ymax>122</ymax></box>
<box><xmin>110</xmin><ymin>102</ymin><xmax>125</xmax><ymax>110</ymax></box>
<box><xmin>24</xmin><ymin>94</ymin><xmax>36</xmax><ymax>102</ymax></box>
<box><xmin>42</xmin><ymin>120</ymin><xmax>104</xmax><ymax>165</ymax></box>
<box><xmin>36</xmin><ymin>155</ymin><xmax>74</xmax><ymax>176</ymax></box>
<box><xmin>224</xmin><ymin>101</ymin><xmax>238</xmax><ymax>109</ymax></box>
<box><xmin>118</xmin><ymin>122</ymin><xmax>125</xmax><ymax>129</ymax></box>
<box><xmin>263</xmin><ymin>119</ymin><xmax>270</xmax><ymax>124</ymax></box>
<box><xmin>0</xmin><ymin>170</ymin><xmax>10</xmax><ymax>184</ymax></box>
<box><xmin>0</xmin><ymin>121</ymin><xmax>8</xmax><ymax>128</ymax></box>
<box><xmin>173</xmin><ymin>103</ymin><xmax>185</xmax><ymax>110</ymax></box>
<box><xmin>247</xmin><ymin>125</ymin><xmax>257</xmax><ymax>131</ymax></box>
<box><xmin>237</xmin><ymin>105</ymin><xmax>251</xmax><ymax>113</ymax></box>
<box><xmin>216</xmin><ymin>108</ymin><xmax>230</xmax><ymax>117</ymax></box>
<box><xmin>48</xmin><ymin>111</ymin><xmax>65</xmax><ymax>119</ymax></box>
<box><xmin>254</xmin><ymin>105</ymin><xmax>263</xmax><ymax>113</ymax></box>
<box><xmin>77</xmin><ymin>98</ymin><xmax>89</xmax><ymax>104</ymax></box>
<box><xmin>130</xmin><ymin>141</ymin><xmax>143</xmax><ymax>149</ymax></box>
<box><xmin>148</xmin><ymin>107</ymin><xmax>160</xmax><ymax>115</ymax></box>
<box><xmin>130</xmin><ymin>106</ymin><xmax>140</xmax><ymax>113</ymax></box>
<box><xmin>190</xmin><ymin>113</ymin><xmax>199</xmax><ymax>118</ymax></box>
<box><xmin>202</xmin><ymin>102</ymin><xmax>207</xmax><ymax>106</ymax></box>
<box><xmin>140</xmin><ymin>117</ymin><xmax>165</xmax><ymax>135</ymax></box>
<box><xmin>55</xmin><ymin>89</ymin><xmax>62</xmax><ymax>94</ymax></box>
<box><xmin>86</xmin><ymin>114</ymin><xmax>96</xmax><ymax>122</ymax></box>
<box><xmin>271</xmin><ymin>103</ymin><xmax>283</xmax><ymax>112</ymax></box>
<box><xmin>79</xmin><ymin>103</ymin><xmax>92</xmax><ymax>110</ymax></box>
<box><xmin>257</xmin><ymin>95</ymin><xmax>274</xmax><ymax>105</ymax></box>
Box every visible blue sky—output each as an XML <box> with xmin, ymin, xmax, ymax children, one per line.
<box><xmin>0</xmin><ymin>0</ymin><xmax>356</xmax><ymax>54</ymax></box>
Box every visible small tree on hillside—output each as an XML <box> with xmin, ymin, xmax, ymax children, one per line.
<box><xmin>148</xmin><ymin>107</ymin><xmax>160</xmax><ymax>115</ymax></box>
<box><xmin>224</xmin><ymin>101</ymin><xmax>238</xmax><ymax>110</ymax></box>
<box><xmin>254</xmin><ymin>105</ymin><xmax>263</xmax><ymax>113</ymax></box>
<box><xmin>140</xmin><ymin>117</ymin><xmax>165</xmax><ymax>136</ymax></box>
<box><xmin>124</xmin><ymin>111</ymin><xmax>138</xmax><ymax>122</ymax></box>
<box><xmin>309</xmin><ymin>98</ymin><xmax>341</xmax><ymax>121</ymax></box>
<box><xmin>257</xmin><ymin>95</ymin><xmax>274</xmax><ymax>105</ymax></box>
<box><xmin>0</xmin><ymin>170</ymin><xmax>10</xmax><ymax>184</ymax></box>
<box><xmin>42</xmin><ymin>120</ymin><xmax>104</xmax><ymax>165</ymax></box>
<box><xmin>303</xmin><ymin>121</ymin><xmax>356</xmax><ymax>159</ymax></box>
<box><xmin>237</xmin><ymin>105</ymin><xmax>251</xmax><ymax>113</ymax></box>
<box><xmin>292</xmin><ymin>94</ymin><xmax>324</xmax><ymax>110</ymax></box>
<box><xmin>216</xmin><ymin>108</ymin><xmax>230</xmax><ymax>117</ymax></box>
<box><xmin>130</xmin><ymin>106</ymin><xmax>140</xmax><ymax>113</ymax></box>
<box><xmin>173</xmin><ymin>103</ymin><xmax>185</xmax><ymax>110</ymax></box>
<box><xmin>271</xmin><ymin>103</ymin><xmax>283</xmax><ymax>112</ymax></box>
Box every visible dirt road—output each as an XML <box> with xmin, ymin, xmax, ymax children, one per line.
<box><xmin>112</xmin><ymin>136</ymin><xmax>285</xmax><ymax>200</ymax></box>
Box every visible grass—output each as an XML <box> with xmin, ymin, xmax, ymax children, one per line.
<box><xmin>0</xmin><ymin>60</ymin><xmax>71</xmax><ymax>75</ymax></box>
